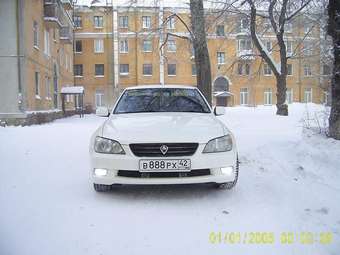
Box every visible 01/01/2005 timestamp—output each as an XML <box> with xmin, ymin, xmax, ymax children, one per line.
<box><xmin>209</xmin><ymin>232</ymin><xmax>333</xmax><ymax>245</ymax></box>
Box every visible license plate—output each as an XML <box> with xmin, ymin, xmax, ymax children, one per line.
<box><xmin>139</xmin><ymin>159</ymin><xmax>191</xmax><ymax>172</ymax></box>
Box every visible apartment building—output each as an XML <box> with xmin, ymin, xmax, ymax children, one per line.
<box><xmin>74</xmin><ymin>2</ymin><xmax>331</xmax><ymax>110</ymax></box>
<box><xmin>0</xmin><ymin>0</ymin><xmax>74</xmax><ymax>125</ymax></box>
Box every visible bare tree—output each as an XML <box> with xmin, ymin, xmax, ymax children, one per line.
<box><xmin>215</xmin><ymin>0</ymin><xmax>314</xmax><ymax>115</ymax></box>
<box><xmin>190</xmin><ymin>0</ymin><xmax>213</xmax><ymax>105</ymax></box>
<box><xmin>327</xmin><ymin>0</ymin><xmax>340</xmax><ymax>139</ymax></box>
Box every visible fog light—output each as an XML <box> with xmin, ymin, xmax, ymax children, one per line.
<box><xmin>94</xmin><ymin>168</ymin><xmax>108</xmax><ymax>176</ymax></box>
<box><xmin>221</xmin><ymin>166</ymin><xmax>233</xmax><ymax>175</ymax></box>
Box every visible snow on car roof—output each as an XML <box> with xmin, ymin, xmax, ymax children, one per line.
<box><xmin>125</xmin><ymin>85</ymin><xmax>197</xmax><ymax>90</ymax></box>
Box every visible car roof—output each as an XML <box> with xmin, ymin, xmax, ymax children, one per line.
<box><xmin>125</xmin><ymin>85</ymin><xmax>197</xmax><ymax>90</ymax></box>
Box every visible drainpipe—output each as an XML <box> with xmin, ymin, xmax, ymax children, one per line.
<box><xmin>16</xmin><ymin>0</ymin><xmax>23</xmax><ymax>111</ymax></box>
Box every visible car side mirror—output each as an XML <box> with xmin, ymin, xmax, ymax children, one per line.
<box><xmin>96</xmin><ymin>107</ymin><xmax>110</xmax><ymax>117</ymax></box>
<box><xmin>214</xmin><ymin>106</ymin><xmax>225</xmax><ymax>116</ymax></box>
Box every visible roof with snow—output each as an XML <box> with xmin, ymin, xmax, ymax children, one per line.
<box><xmin>213</xmin><ymin>91</ymin><xmax>234</xmax><ymax>97</ymax></box>
<box><xmin>61</xmin><ymin>86</ymin><xmax>84</xmax><ymax>94</ymax></box>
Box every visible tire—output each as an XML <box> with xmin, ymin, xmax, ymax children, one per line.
<box><xmin>215</xmin><ymin>156</ymin><xmax>239</xmax><ymax>190</ymax></box>
<box><xmin>93</xmin><ymin>183</ymin><xmax>112</xmax><ymax>192</ymax></box>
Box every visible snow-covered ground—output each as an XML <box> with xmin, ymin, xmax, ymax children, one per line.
<box><xmin>0</xmin><ymin>103</ymin><xmax>339</xmax><ymax>255</ymax></box>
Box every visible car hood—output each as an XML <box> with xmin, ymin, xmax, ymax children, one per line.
<box><xmin>101</xmin><ymin>112</ymin><xmax>227</xmax><ymax>144</ymax></box>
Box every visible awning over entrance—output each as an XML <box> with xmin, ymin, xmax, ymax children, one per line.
<box><xmin>60</xmin><ymin>86</ymin><xmax>85</xmax><ymax>117</ymax></box>
<box><xmin>214</xmin><ymin>91</ymin><xmax>234</xmax><ymax>97</ymax></box>
<box><xmin>61</xmin><ymin>86</ymin><xmax>84</xmax><ymax>94</ymax></box>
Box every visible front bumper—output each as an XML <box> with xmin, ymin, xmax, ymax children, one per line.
<box><xmin>90</xmin><ymin>144</ymin><xmax>237</xmax><ymax>185</ymax></box>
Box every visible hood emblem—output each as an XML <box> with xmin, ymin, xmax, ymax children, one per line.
<box><xmin>160</xmin><ymin>145</ymin><xmax>169</xmax><ymax>155</ymax></box>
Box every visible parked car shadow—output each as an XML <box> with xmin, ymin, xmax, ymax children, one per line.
<box><xmin>95</xmin><ymin>183</ymin><xmax>235</xmax><ymax>202</ymax></box>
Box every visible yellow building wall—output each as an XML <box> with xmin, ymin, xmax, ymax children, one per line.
<box><xmin>75</xmin><ymin>6</ymin><xmax>328</xmax><ymax>109</ymax></box>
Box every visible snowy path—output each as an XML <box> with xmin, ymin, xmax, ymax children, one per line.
<box><xmin>0</xmin><ymin>104</ymin><xmax>339</xmax><ymax>255</ymax></box>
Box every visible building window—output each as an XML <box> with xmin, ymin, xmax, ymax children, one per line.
<box><xmin>304</xmin><ymin>64</ymin><xmax>312</xmax><ymax>76</ymax></box>
<box><xmin>167</xmin><ymin>39</ymin><xmax>176</xmax><ymax>52</ymax></box>
<box><xmin>65</xmin><ymin>93</ymin><xmax>73</xmax><ymax>103</ymax></box>
<box><xmin>95</xmin><ymin>64</ymin><xmax>104</xmax><ymax>76</ymax></box>
<box><xmin>142</xmin><ymin>16</ymin><xmax>151</xmax><ymax>29</ymax></box>
<box><xmin>143</xmin><ymin>64</ymin><xmax>152</xmax><ymax>75</ymax></box>
<box><xmin>323</xmin><ymin>91</ymin><xmax>330</xmax><ymax>105</ymax></box>
<box><xmin>168</xmin><ymin>63</ymin><xmax>176</xmax><ymax>76</ymax></box>
<box><xmin>119</xmin><ymin>16</ymin><xmax>128</xmax><ymax>28</ymax></box>
<box><xmin>44</xmin><ymin>29</ymin><xmax>50</xmax><ymax>56</ymax></box>
<box><xmin>119</xmin><ymin>64</ymin><xmax>129</xmax><ymax>75</ymax></box>
<box><xmin>287</xmin><ymin>63</ymin><xmax>293</xmax><ymax>75</ymax></box>
<box><xmin>237</xmin><ymin>63</ymin><xmax>243</xmax><ymax>75</ymax></box>
<box><xmin>265</xmin><ymin>41</ymin><xmax>272</xmax><ymax>53</ymax></box>
<box><xmin>192</xmin><ymin>64</ymin><xmax>197</xmax><ymax>76</ymax></box>
<box><xmin>245</xmin><ymin>63</ymin><xmax>250</xmax><ymax>75</ymax></box>
<box><xmin>285</xmin><ymin>21</ymin><xmax>293</xmax><ymax>33</ymax></box>
<box><xmin>238</xmin><ymin>39</ymin><xmax>252</xmax><ymax>51</ymax></box>
<box><xmin>95</xmin><ymin>90</ymin><xmax>104</xmax><ymax>108</ymax></box>
<box><xmin>238</xmin><ymin>63</ymin><xmax>250</xmax><ymax>75</ymax></box>
<box><xmin>323</xmin><ymin>64</ymin><xmax>331</xmax><ymax>75</ymax></box>
<box><xmin>65</xmin><ymin>54</ymin><xmax>69</xmax><ymax>70</ymax></box>
<box><xmin>303</xmin><ymin>41</ymin><xmax>313</xmax><ymax>56</ymax></box>
<box><xmin>74</xmin><ymin>64</ymin><xmax>83</xmax><ymax>77</ymax></box>
<box><xmin>240</xmin><ymin>18</ymin><xmax>249</xmax><ymax>31</ymax></box>
<box><xmin>217</xmin><ymin>52</ymin><xmax>225</xmax><ymax>64</ymax></box>
<box><xmin>35</xmin><ymin>72</ymin><xmax>40</xmax><ymax>96</ymax></box>
<box><xmin>94</xmin><ymin>39</ymin><xmax>104</xmax><ymax>53</ymax></box>
<box><xmin>216</xmin><ymin>25</ymin><xmax>225</xmax><ymax>36</ymax></box>
<box><xmin>264</xmin><ymin>88</ymin><xmax>272</xmax><ymax>105</ymax></box>
<box><xmin>304</xmin><ymin>88</ymin><xmax>312</xmax><ymax>103</ymax></box>
<box><xmin>263</xmin><ymin>64</ymin><xmax>272</xmax><ymax>75</ymax></box>
<box><xmin>240</xmin><ymin>88</ymin><xmax>249</xmax><ymax>105</ymax></box>
<box><xmin>304</xmin><ymin>23</ymin><xmax>312</xmax><ymax>34</ymax></box>
<box><xmin>286</xmin><ymin>41</ymin><xmax>293</xmax><ymax>56</ymax></box>
<box><xmin>167</xmin><ymin>16</ymin><xmax>175</xmax><ymax>29</ymax></box>
<box><xmin>33</xmin><ymin>21</ymin><xmax>39</xmax><ymax>48</ymax></box>
<box><xmin>45</xmin><ymin>76</ymin><xmax>51</xmax><ymax>98</ymax></box>
<box><xmin>74</xmin><ymin>16</ymin><xmax>82</xmax><ymax>28</ymax></box>
<box><xmin>94</xmin><ymin>16</ymin><xmax>103</xmax><ymax>28</ymax></box>
<box><xmin>143</xmin><ymin>39</ymin><xmax>152</xmax><ymax>52</ymax></box>
<box><xmin>286</xmin><ymin>88</ymin><xmax>293</xmax><ymax>104</ymax></box>
<box><xmin>75</xmin><ymin>40</ymin><xmax>82</xmax><ymax>53</ymax></box>
<box><xmin>120</xmin><ymin>39</ymin><xmax>128</xmax><ymax>53</ymax></box>
<box><xmin>191</xmin><ymin>46</ymin><xmax>195</xmax><ymax>57</ymax></box>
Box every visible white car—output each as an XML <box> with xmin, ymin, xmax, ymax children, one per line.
<box><xmin>90</xmin><ymin>85</ymin><xmax>239</xmax><ymax>192</ymax></box>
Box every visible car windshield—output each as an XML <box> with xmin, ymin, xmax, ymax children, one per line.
<box><xmin>114</xmin><ymin>88</ymin><xmax>211</xmax><ymax>114</ymax></box>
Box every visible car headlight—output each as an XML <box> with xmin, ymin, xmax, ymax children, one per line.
<box><xmin>94</xmin><ymin>136</ymin><xmax>125</xmax><ymax>154</ymax></box>
<box><xmin>203</xmin><ymin>135</ymin><xmax>233</xmax><ymax>153</ymax></box>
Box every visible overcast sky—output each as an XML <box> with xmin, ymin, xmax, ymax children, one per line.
<box><xmin>75</xmin><ymin>0</ymin><xmax>190</xmax><ymax>7</ymax></box>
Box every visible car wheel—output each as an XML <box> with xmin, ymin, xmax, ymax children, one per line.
<box><xmin>215</xmin><ymin>156</ymin><xmax>239</xmax><ymax>190</ymax></box>
<box><xmin>93</xmin><ymin>183</ymin><xmax>112</xmax><ymax>192</ymax></box>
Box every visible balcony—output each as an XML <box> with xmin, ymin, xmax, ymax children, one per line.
<box><xmin>235</xmin><ymin>28</ymin><xmax>250</xmax><ymax>38</ymax></box>
<box><xmin>237</xmin><ymin>50</ymin><xmax>255</xmax><ymax>60</ymax></box>
<box><xmin>60</xmin><ymin>26</ymin><xmax>73</xmax><ymax>44</ymax></box>
<box><xmin>44</xmin><ymin>1</ymin><xmax>63</xmax><ymax>28</ymax></box>
<box><xmin>60</xmin><ymin>0</ymin><xmax>72</xmax><ymax>10</ymax></box>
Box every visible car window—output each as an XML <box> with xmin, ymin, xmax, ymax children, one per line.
<box><xmin>114</xmin><ymin>88</ymin><xmax>211</xmax><ymax>114</ymax></box>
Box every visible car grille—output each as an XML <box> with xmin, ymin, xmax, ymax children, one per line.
<box><xmin>117</xmin><ymin>169</ymin><xmax>210</xmax><ymax>178</ymax></box>
<box><xmin>129</xmin><ymin>143</ymin><xmax>199</xmax><ymax>157</ymax></box>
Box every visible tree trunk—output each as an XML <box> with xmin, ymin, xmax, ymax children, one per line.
<box><xmin>248</xmin><ymin>2</ymin><xmax>288</xmax><ymax>116</ymax></box>
<box><xmin>276</xmin><ymin>31</ymin><xmax>288</xmax><ymax>116</ymax></box>
<box><xmin>276</xmin><ymin>74</ymin><xmax>288</xmax><ymax>115</ymax></box>
<box><xmin>327</xmin><ymin>0</ymin><xmax>340</xmax><ymax>139</ymax></box>
<box><xmin>189</xmin><ymin>0</ymin><xmax>212</xmax><ymax>106</ymax></box>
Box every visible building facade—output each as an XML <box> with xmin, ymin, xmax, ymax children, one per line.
<box><xmin>0</xmin><ymin>0</ymin><xmax>74</xmax><ymax>125</ymax></box>
<box><xmin>0</xmin><ymin>1</ymin><xmax>331</xmax><ymax>125</ymax></box>
<box><xmin>74</xmin><ymin>2</ymin><xmax>331</xmax><ymax>110</ymax></box>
